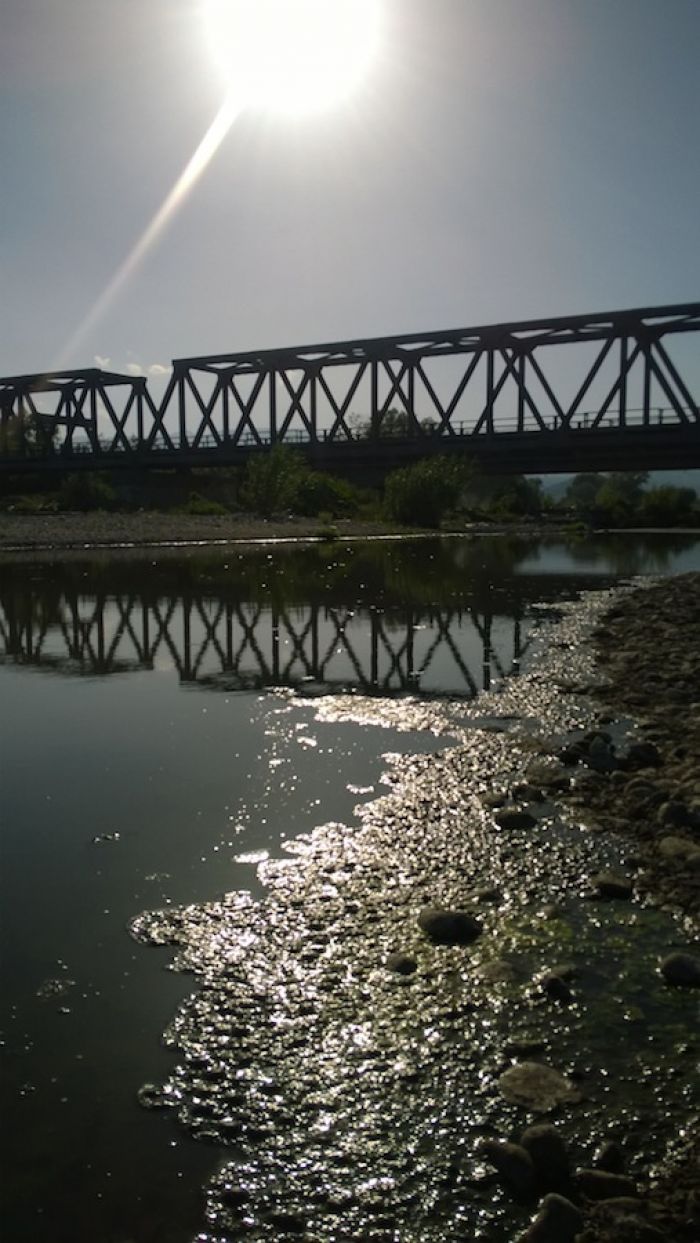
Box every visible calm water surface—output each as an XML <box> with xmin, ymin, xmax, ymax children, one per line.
<box><xmin>1</xmin><ymin>532</ymin><xmax>698</xmax><ymax>1242</ymax></box>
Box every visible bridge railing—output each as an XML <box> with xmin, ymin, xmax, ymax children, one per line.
<box><xmin>40</xmin><ymin>403</ymin><xmax>693</xmax><ymax>458</ymax></box>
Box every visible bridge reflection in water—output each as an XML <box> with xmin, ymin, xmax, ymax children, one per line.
<box><xmin>0</xmin><ymin>587</ymin><xmax>526</xmax><ymax>698</ymax></box>
<box><xmin>4</xmin><ymin>533</ymin><xmax>697</xmax><ymax>698</ymax></box>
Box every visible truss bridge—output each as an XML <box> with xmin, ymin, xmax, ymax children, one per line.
<box><xmin>1</xmin><ymin>302</ymin><xmax>698</xmax><ymax>477</ymax></box>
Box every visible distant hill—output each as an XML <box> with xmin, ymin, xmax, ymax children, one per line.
<box><xmin>538</xmin><ymin>470</ymin><xmax>700</xmax><ymax>500</ymax></box>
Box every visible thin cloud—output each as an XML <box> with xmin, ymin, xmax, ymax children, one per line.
<box><xmin>94</xmin><ymin>354</ymin><xmax>111</xmax><ymax>369</ymax></box>
<box><xmin>148</xmin><ymin>363</ymin><xmax>171</xmax><ymax>376</ymax></box>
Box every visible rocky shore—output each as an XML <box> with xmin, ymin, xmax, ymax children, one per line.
<box><xmin>565</xmin><ymin>574</ymin><xmax>700</xmax><ymax>922</ymax></box>
<box><xmin>129</xmin><ymin>571</ymin><xmax>700</xmax><ymax>1243</ymax></box>
<box><xmin>554</xmin><ymin>573</ymin><xmax>700</xmax><ymax>1242</ymax></box>
<box><xmin>483</xmin><ymin>573</ymin><xmax>700</xmax><ymax>1241</ymax></box>
<box><xmin>0</xmin><ymin>510</ymin><xmax>402</xmax><ymax>552</ymax></box>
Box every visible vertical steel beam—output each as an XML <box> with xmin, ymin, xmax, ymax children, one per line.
<box><xmin>517</xmin><ymin>352</ymin><xmax>525</xmax><ymax>433</ymax></box>
<box><xmin>370</xmin><ymin>360</ymin><xmax>379</xmax><ymax>438</ymax></box>
<box><xmin>407</xmin><ymin>365</ymin><xmax>416</xmax><ymax>434</ymax></box>
<box><xmin>643</xmin><ymin>341</ymin><xmax>652</xmax><ymax>427</ymax></box>
<box><xmin>619</xmin><ymin>336</ymin><xmax>628</xmax><ymax>427</ymax></box>
<box><xmin>222</xmin><ymin>375</ymin><xmax>230</xmax><ymax>442</ymax></box>
<box><xmin>89</xmin><ymin>383</ymin><xmax>99</xmax><ymax>451</ymax></box>
<box><xmin>177</xmin><ymin>369</ymin><xmax>187</xmax><ymax>448</ymax></box>
<box><xmin>309</xmin><ymin>369</ymin><xmax>318</xmax><ymax>443</ymax></box>
<box><xmin>486</xmin><ymin>351</ymin><xmax>495</xmax><ymax>435</ymax></box>
<box><xmin>269</xmin><ymin>369</ymin><xmax>277</xmax><ymax>444</ymax></box>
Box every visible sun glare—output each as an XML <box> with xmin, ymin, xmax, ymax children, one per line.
<box><xmin>203</xmin><ymin>0</ymin><xmax>382</xmax><ymax>115</ymax></box>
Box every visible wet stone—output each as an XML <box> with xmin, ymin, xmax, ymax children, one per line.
<box><xmin>657</xmin><ymin>834</ymin><xmax>699</xmax><ymax>861</ymax></box>
<box><xmin>660</xmin><ymin>951</ymin><xmax>700</xmax><ymax>987</ymax></box>
<box><xmin>586</xmin><ymin>736</ymin><xmax>618</xmax><ymax>773</ymax></box>
<box><xmin>622</xmin><ymin>741</ymin><xmax>662</xmax><ymax>769</ymax></box>
<box><xmin>591</xmin><ymin>871</ymin><xmax>634</xmax><ymax>900</ymax></box>
<box><xmin>473</xmin><ymin>885</ymin><xmax>502</xmax><ymax>904</ymax></box>
<box><xmin>497</xmin><ymin>1062</ymin><xmax>581</xmax><ymax>1113</ymax></box>
<box><xmin>520</xmin><ymin>1123</ymin><xmax>571</xmax><ymax>1189</ymax></box>
<box><xmin>481</xmin><ymin>958</ymin><xmax>518</xmax><ymax>983</ymax></box>
<box><xmin>576</xmin><ymin>1169</ymin><xmax>638</xmax><ymax>1200</ymax></box>
<box><xmin>540</xmin><ymin>973</ymin><xmax>575</xmax><ymax>1005</ymax></box>
<box><xmin>479</xmin><ymin>1139</ymin><xmax>536</xmax><ymax>1196</ymax></box>
<box><xmin>417</xmin><ymin>906</ymin><xmax>482</xmax><ymax>946</ymax></box>
<box><xmin>495</xmin><ymin>807</ymin><xmax>538</xmax><ymax>830</ymax></box>
<box><xmin>594</xmin><ymin>1139</ymin><xmax>626</xmax><ymax>1173</ymax></box>
<box><xmin>385</xmin><ymin>952</ymin><xmax>417</xmax><ymax>976</ymax></box>
<box><xmin>517</xmin><ymin>1192</ymin><xmax>583</xmax><ymax>1243</ymax></box>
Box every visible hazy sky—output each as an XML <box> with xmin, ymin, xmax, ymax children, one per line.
<box><xmin>2</xmin><ymin>0</ymin><xmax>699</xmax><ymax>382</ymax></box>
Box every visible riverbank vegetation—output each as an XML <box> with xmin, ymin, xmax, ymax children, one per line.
<box><xmin>0</xmin><ymin>449</ymin><xmax>697</xmax><ymax>532</ymax></box>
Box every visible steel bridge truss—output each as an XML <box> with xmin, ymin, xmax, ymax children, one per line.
<box><xmin>0</xmin><ymin>591</ymin><xmax>526</xmax><ymax>698</ymax></box>
<box><xmin>1</xmin><ymin>303</ymin><xmax>697</xmax><ymax>462</ymax></box>
<box><xmin>162</xmin><ymin>302</ymin><xmax>698</xmax><ymax>452</ymax></box>
<box><xmin>0</xmin><ymin>367</ymin><xmax>158</xmax><ymax>456</ymax></box>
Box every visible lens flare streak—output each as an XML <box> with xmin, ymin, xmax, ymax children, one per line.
<box><xmin>58</xmin><ymin>96</ymin><xmax>241</xmax><ymax>367</ymax></box>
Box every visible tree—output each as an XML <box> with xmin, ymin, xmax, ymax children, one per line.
<box><xmin>348</xmin><ymin>408</ymin><xmax>439</xmax><ymax>440</ymax></box>
<box><xmin>0</xmin><ymin>410</ymin><xmax>57</xmax><ymax>458</ymax></box>
<box><xmin>593</xmin><ymin>472</ymin><xmax>649</xmax><ymax>526</ymax></box>
<box><xmin>239</xmin><ymin>446</ymin><xmax>306</xmax><ymax>516</ymax></box>
<box><xmin>563</xmin><ymin>473</ymin><xmax>606</xmax><ymax>512</ymax></box>
<box><xmin>638</xmin><ymin>486</ymin><xmax>697</xmax><ymax>527</ymax></box>
<box><xmin>383</xmin><ymin>457</ymin><xmax>471</xmax><ymax>528</ymax></box>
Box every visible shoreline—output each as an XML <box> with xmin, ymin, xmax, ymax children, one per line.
<box><xmin>128</xmin><ymin>573</ymin><xmax>699</xmax><ymax>1243</ymax></box>
<box><xmin>0</xmin><ymin>509</ymin><xmax>696</xmax><ymax>558</ymax></box>
<box><xmin>0</xmin><ymin>510</ymin><xmax>562</xmax><ymax>554</ymax></box>
<box><xmin>557</xmin><ymin>574</ymin><xmax>700</xmax><ymax>1241</ymax></box>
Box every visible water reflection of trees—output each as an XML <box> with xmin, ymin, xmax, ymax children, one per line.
<box><xmin>561</xmin><ymin>533</ymin><xmax>697</xmax><ymax>575</ymax></box>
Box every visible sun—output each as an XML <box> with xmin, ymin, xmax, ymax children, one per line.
<box><xmin>203</xmin><ymin>0</ymin><xmax>383</xmax><ymax>116</ymax></box>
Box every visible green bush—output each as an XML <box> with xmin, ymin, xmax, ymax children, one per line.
<box><xmin>57</xmin><ymin>474</ymin><xmax>117</xmax><ymax>512</ymax></box>
<box><xmin>239</xmin><ymin>446</ymin><xmax>305</xmax><ymax>517</ymax></box>
<box><xmin>383</xmin><ymin>457</ymin><xmax>468</xmax><ymax>528</ymax></box>
<box><xmin>293</xmin><ymin>471</ymin><xmax>360</xmax><ymax>517</ymax></box>
<box><xmin>637</xmin><ymin>486</ymin><xmax>697</xmax><ymax>527</ymax></box>
<box><xmin>180</xmin><ymin>491</ymin><xmax>230</xmax><ymax>516</ymax></box>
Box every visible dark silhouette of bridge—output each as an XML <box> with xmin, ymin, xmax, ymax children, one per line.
<box><xmin>1</xmin><ymin>302</ymin><xmax>698</xmax><ymax>476</ymax></box>
<box><xmin>0</xmin><ymin>586</ymin><xmax>527</xmax><ymax>697</ymax></box>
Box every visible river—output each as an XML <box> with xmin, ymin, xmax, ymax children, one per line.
<box><xmin>1</xmin><ymin>531</ymin><xmax>699</xmax><ymax>1243</ymax></box>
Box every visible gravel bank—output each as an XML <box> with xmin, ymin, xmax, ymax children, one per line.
<box><xmin>0</xmin><ymin>511</ymin><xmax>404</xmax><ymax>551</ymax></box>
<box><xmin>128</xmin><ymin>573</ymin><xmax>699</xmax><ymax>1243</ymax></box>
<box><xmin>552</xmin><ymin>574</ymin><xmax>700</xmax><ymax>1242</ymax></box>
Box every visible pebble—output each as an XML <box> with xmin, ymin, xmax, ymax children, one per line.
<box><xmin>540</xmin><ymin>973</ymin><xmax>575</xmax><ymax>1005</ymax></box>
<box><xmin>497</xmin><ymin>1062</ymin><xmax>581</xmax><ymax>1112</ymax></box>
<box><xmin>591</xmin><ymin>871</ymin><xmax>634</xmax><ymax>900</ymax></box>
<box><xmin>593</xmin><ymin>1139</ymin><xmax>626</xmax><ymax>1173</ymax></box>
<box><xmin>516</xmin><ymin>1192</ymin><xmax>583</xmax><ymax>1242</ymax></box>
<box><xmin>417</xmin><ymin>906</ymin><xmax>482</xmax><ymax>946</ymax></box>
<box><xmin>385</xmin><ymin>952</ymin><xmax>417</xmax><ymax>976</ymax></box>
<box><xmin>479</xmin><ymin>1139</ymin><xmax>536</xmax><ymax>1196</ymax></box>
<box><xmin>660</xmin><ymin>952</ymin><xmax>700</xmax><ymax>987</ymax></box>
<box><xmin>520</xmin><ymin>1123</ymin><xmax>571</xmax><ymax>1188</ymax></box>
<box><xmin>576</xmin><ymin>1168</ymin><xmax>638</xmax><ymax>1200</ymax></box>
<box><xmin>495</xmin><ymin>807</ymin><xmax>538</xmax><ymax>830</ymax></box>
